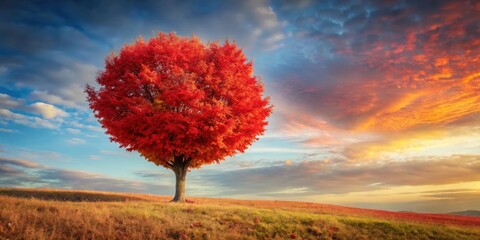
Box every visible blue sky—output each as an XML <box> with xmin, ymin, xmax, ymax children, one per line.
<box><xmin>1</xmin><ymin>0</ymin><xmax>480</xmax><ymax>213</ymax></box>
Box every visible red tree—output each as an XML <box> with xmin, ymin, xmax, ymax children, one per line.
<box><xmin>86</xmin><ymin>33</ymin><xmax>272</xmax><ymax>202</ymax></box>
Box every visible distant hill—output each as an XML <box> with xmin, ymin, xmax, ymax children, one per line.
<box><xmin>0</xmin><ymin>188</ymin><xmax>479</xmax><ymax>239</ymax></box>
<box><xmin>449</xmin><ymin>210</ymin><xmax>480</xmax><ymax>217</ymax></box>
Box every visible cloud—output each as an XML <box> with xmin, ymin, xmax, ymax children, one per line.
<box><xmin>345</xmin><ymin>188</ymin><xmax>480</xmax><ymax>213</ymax></box>
<box><xmin>0</xmin><ymin>128</ymin><xmax>18</xmax><ymax>133</ymax></box>
<box><xmin>246</xmin><ymin>147</ymin><xmax>315</xmax><ymax>154</ymax></box>
<box><xmin>0</xmin><ymin>66</ymin><xmax>7</xmax><ymax>75</ymax></box>
<box><xmin>0</xmin><ymin>109</ymin><xmax>56</xmax><ymax>129</ymax></box>
<box><xmin>30</xmin><ymin>90</ymin><xmax>87</xmax><ymax>110</ymax></box>
<box><xmin>5</xmin><ymin>148</ymin><xmax>66</xmax><ymax>163</ymax></box>
<box><xmin>99</xmin><ymin>150</ymin><xmax>132</xmax><ymax>157</ymax></box>
<box><xmin>269</xmin><ymin>0</ymin><xmax>480</xmax><ymax>132</ymax></box>
<box><xmin>0</xmin><ymin>156</ymin><xmax>172</xmax><ymax>195</ymax></box>
<box><xmin>195</xmin><ymin>155</ymin><xmax>480</xmax><ymax>196</ymax></box>
<box><xmin>275</xmin><ymin>109</ymin><xmax>369</xmax><ymax>148</ymax></box>
<box><xmin>69</xmin><ymin>121</ymin><xmax>103</xmax><ymax>133</ymax></box>
<box><xmin>1</xmin><ymin>2</ymin><xmax>99</xmax><ymax>110</ymax></box>
<box><xmin>29</xmin><ymin>102</ymin><xmax>68</xmax><ymax>119</ymax></box>
<box><xmin>1</xmin><ymin>0</ymin><xmax>286</xmax><ymax>112</ymax></box>
<box><xmin>343</xmin><ymin>125</ymin><xmax>480</xmax><ymax>162</ymax></box>
<box><xmin>302</xmin><ymin>184</ymin><xmax>480</xmax><ymax>213</ymax></box>
<box><xmin>66</xmin><ymin>128</ymin><xmax>81</xmax><ymax>134</ymax></box>
<box><xmin>134</xmin><ymin>170</ymin><xmax>171</xmax><ymax>179</ymax></box>
<box><xmin>0</xmin><ymin>165</ymin><xmax>24</xmax><ymax>177</ymax></box>
<box><xmin>0</xmin><ymin>156</ymin><xmax>43</xmax><ymax>168</ymax></box>
<box><xmin>0</xmin><ymin>93</ymin><xmax>69</xmax><ymax>129</ymax></box>
<box><xmin>0</xmin><ymin>93</ymin><xmax>23</xmax><ymax>109</ymax></box>
<box><xmin>7</xmin><ymin>54</ymin><xmax>98</xmax><ymax>110</ymax></box>
<box><xmin>66</xmin><ymin>138</ymin><xmax>86</xmax><ymax>145</ymax></box>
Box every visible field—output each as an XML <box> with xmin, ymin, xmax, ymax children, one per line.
<box><xmin>0</xmin><ymin>188</ymin><xmax>479</xmax><ymax>240</ymax></box>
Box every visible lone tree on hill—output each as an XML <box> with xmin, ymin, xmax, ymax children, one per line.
<box><xmin>86</xmin><ymin>32</ymin><xmax>272</xmax><ymax>202</ymax></box>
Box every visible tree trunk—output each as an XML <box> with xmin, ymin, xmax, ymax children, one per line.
<box><xmin>172</xmin><ymin>164</ymin><xmax>187</xmax><ymax>202</ymax></box>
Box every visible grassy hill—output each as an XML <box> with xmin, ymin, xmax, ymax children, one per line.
<box><xmin>449</xmin><ymin>210</ymin><xmax>480</xmax><ymax>217</ymax></box>
<box><xmin>0</xmin><ymin>188</ymin><xmax>479</xmax><ymax>240</ymax></box>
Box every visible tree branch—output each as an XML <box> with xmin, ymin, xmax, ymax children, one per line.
<box><xmin>142</xmin><ymin>84</ymin><xmax>155</xmax><ymax>103</ymax></box>
<box><xmin>184</xmin><ymin>156</ymin><xmax>193</xmax><ymax>168</ymax></box>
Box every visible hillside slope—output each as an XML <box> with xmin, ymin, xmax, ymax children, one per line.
<box><xmin>449</xmin><ymin>210</ymin><xmax>480</xmax><ymax>217</ymax></box>
<box><xmin>0</xmin><ymin>188</ymin><xmax>479</xmax><ymax>240</ymax></box>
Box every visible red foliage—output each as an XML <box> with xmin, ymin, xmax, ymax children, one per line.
<box><xmin>86</xmin><ymin>32</ymin><xmax>272</xmax><ymax>170</ymax></box>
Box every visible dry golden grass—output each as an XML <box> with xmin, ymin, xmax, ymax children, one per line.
<box><xmin>0</xmin><ymin>188</ymin><xmax>479</xmax><ymax>240</ymax></box>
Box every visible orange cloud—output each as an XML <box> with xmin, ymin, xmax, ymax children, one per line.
<box><xmin>334</xmin><ymin>2</ymin><xmax>480</xmax><ymax>132</ymax></box>
<box><xmin>270</xmin><ymin>1</ymin><xmax>480</xmax><ymax>165</ymax></box>
<box><xmin>355</xmin><ymin>82</ymin><xmax>480</xmax><ymax>131</ymax></box>
<box><xmin>344</xmin><ymin>126</ymin><xmax>480</xmax><ymax>162</ymax></box>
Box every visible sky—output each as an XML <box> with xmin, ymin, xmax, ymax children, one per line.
<box><xmin>1</xmin><ymin>0</ymin><xmax>479</xmax><ymax>213</ymax></box>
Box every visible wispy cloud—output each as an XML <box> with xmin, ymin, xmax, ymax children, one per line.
<box><xmin>0</xmin><ymin>93</ymin><xmax>69</xmax><ymax>129</ymax></box>
<box><xmin>66</xmin><ymin>138</ymin><xmax>86</xmax><ymax>145</ymax></box>
<box><xmin>29</xmin><ymin>102</ymin><xmax>69</xmax><ymax>119</ymax></box>
<box><xmin>0</xmin><ymin>128</ymin><xmax>18</xmax><ymax>133</ymax></box>
<box><xmin>0</xmin><ymin>93</ymin><xmax>23</xmax><ymax>109</ymax></box>
<box><xmin>270</xmin><ymin>0</ymin><xmax>480</xmax><ymax>132</ymax></box>
<box><xmin>195</xmin><ymin>155</ymin><xmax>480</xmax><ymax>196</ymax></box>
<box><xmin>0</xmin><ymin>156</ymin><xmax>43</xmax><ymax>168</ymax></box>
<box><xmin>0</xmin><ymin>156</ymin><xmax>172</xmax><ymax>195</ymax></box>
<box><xmin>0</xmin><ymin>108</ymin><xmax>57</xmax><ymax>129</ymax></box>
